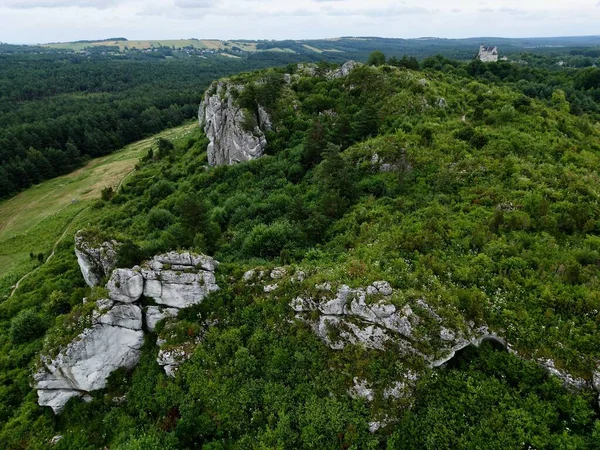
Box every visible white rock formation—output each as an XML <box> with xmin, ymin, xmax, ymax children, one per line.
<box><xmin>327</xmin><ymin>60</ymin><xmax>360</xmax><ymax>79</ymax></box>
<box><xmin>141</xmin><ymin>252</ymin><xmax>219</xmax><ymax>309</ymax></box>
<box><xmin>349</xmin><ymin>378</ymin><xmax>374</xmax><ymax>402</ymax></box>
<box><xmin>74</xmin><ymin>231</ymin><xmax>119</xmax><ymax>287</ymax></box>
<box><xmin>34</xmin><ymin>302</ymin><xmax>144</xmax><ymax>413</ymax></box>
<box><xmin>106</xmin><ymin>268</ymin><xmax>144</xmax><ymax>303</ymax></box>
<box><xmin>199</xmin><ymin>81</ymin><xmax>271</xmax><ymax>166</ymax></box>
<box><xmin>157</xmin><ymin>344</ymin><xmax>191</xmax><ymax>378</ymax></box>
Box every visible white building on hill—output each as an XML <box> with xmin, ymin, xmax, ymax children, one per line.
<box><xmin>478</xmin><ymin>45</ymin><xmax>499</xmax><ymax>63</ymax></box>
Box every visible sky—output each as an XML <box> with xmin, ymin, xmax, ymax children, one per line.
<box><xmin>1</xmin><ymin>0</ymin><xmax>600</xmax><ymax>44</ymax></box>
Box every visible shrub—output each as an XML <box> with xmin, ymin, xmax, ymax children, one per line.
<box><xmin>10</xmin><ymin>309</ymin><xmax>47</xmax><ymax>344</ymax></box>
<box><xmin>147</xmin><ymin>208</ymin><xmax>175</xmax><ymax>231</ymax></box>
<box><xmin>242</xmin><ymin>220</ymin><xmax>304</xmax><ymax>258</ymax></box>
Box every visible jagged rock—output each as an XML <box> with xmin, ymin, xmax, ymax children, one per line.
<box><xmin>383</xmin><ymin>372</ymin><xmax>419</xmax><ymax>400</ymax></box>
<box><xmin>145</xmin><ymin>306</ymin><xmax>179</xmax><ymax>333</ymax></box>
<box><xmin>430</xmin><ymin>330</ymin><xmax>507</xmax><ymax>368</ymax></box>
<box><xmin>93</xmin><ymin>303</ymin><xmax>143</xmax><ymax>330</ymax></box>
<box><xmin>291</xmin><ymin>271</ymin><xmax>306</xmax><ymax>283</ymax></box>
<box><xmin>264</xmin><ymin>284</ymin><xmax>278</xmax><ymax>293</ymax></box>
<box><xmin>535</xmin><ymin>358</ymin><xmax>589</xmax><ymax>390</ymax></box>
<box><xmin>440</xmin><ymin>327</ymin><xmax>456</xmax><ymax>341</ymax></box>
<box><xmin>106</xmin><ymin>268</ymin><xmax>144</xmax><ymax>303</ymax></box>
<box><xmin>34</xmin><ymin>304</ymin><xmax>144</xmax><ymax>413</ymax></box>
<box><xmin>297</xmin><ymin>63</ymin><xmax>318</xmax><ymax>76</ymax></box>
<box><xmin>270</xmin><ymin>267</ymin><xmax>287</xmax><ymax>279</ymax></box>
<box><xmin>243</xmin><ymin>269</ymin><xmax>256</xmax><ymax>283</ymax></box>
<box><xmin>74</xmin><ymin>231</ymin><xmax>119</xmax><ymax>287</ymax></box>
<box><xmin>349</xmin><ymin>378</ymin><xmax>374</xmax><ymax>401</ymax></box>
<box><xmin>291</xmin><ymin>282</ymin><xmax>510</xmax><ymax>368</ymax></box>
<box><xmin>199</xmin><ymin>81</ymin><xmax>270</xmax><ymax>166</ymax></box>
<box><xmin>157</xmin><ymin>345</ymin><xmax>190</xmax><ymax>378</ymax></box>
<box><xmin>327</xmin><ymin>60</ymin><xmax>360</xmax><ymax>79</ymax></box>
<box><xmin>141</xmin><ymin>252</ymin><xmax>219</xmax><ymax>309</ymax></box>
<box><xmin>49</xmin><ymin>435</ymin><xmax>64</xmax><ymax>445</ymax></box>
<box><xmin>315</xmin><ymin>282</ymin><xmax>332</xmax><ymax>292</ymax></box>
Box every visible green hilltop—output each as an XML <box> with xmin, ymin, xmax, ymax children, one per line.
<box><xmin>1</xmin><ymin>56</ymin><xmax>600</xmax><ymax>448</ymax></box>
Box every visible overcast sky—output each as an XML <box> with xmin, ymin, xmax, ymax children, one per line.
<box><xmin>1</xmin><ymin>0</ymin><xmax>600</xmax><ymax>44</ymax></box>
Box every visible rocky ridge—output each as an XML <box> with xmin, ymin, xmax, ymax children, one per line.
<box><xmin>199</xmin><ymin>82</ymin><xmax>271</xmax><ymax>166</ymax></box>
<box><xmin>198</xmin><ymin>60</ymin><xmax>361</xmax><ymax>167</ymax></box>
<box><xmin>34</xmin><ymin>246</ymin><xmax>220</xmax><ymax>413</ymax></box>
<box><xmin>246</xmin><ymin>267</ymin><xmax>599</xmax><ymax>408</ymax></box>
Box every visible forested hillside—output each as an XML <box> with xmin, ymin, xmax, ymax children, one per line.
<box><xmin>0</xmin><ymin>56</ymin><xmax>599</xmax><ymax>448</ymax></box>
<box><xmin>0</xmin><ymin>52</ymin><xmax>302</xmax><ymax>199</ymax></box>
<box><xmin>2</xmin><ymin>38</ymin><xmax>600</xmax><ymax>200</ymax></box>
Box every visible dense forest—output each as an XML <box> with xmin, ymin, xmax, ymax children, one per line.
<box><xmin>0</xmin><ymin>53</ymin><xmax>599</xmax><ymax>448</ymax></box>
<box><xmin>2</xmin><ymin>37</ymin><xmax>600</xmax><ymax>200</ymax></box>
<box><xmin>0</xmin><ymin>51</ymin><xmax>309</xmax><ymax>199</ymax></box>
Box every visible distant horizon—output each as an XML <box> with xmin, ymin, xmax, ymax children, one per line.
<box><xmin>2</xmin><ymin>33</ymin><xmax>600</xmax><ymax>47</ymax></box>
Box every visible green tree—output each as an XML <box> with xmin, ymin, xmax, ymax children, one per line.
<box><xmin>367</xmin><ymin>50</ymin><xmax>386</xmax><ymax>66</ymax></box>
<box><xmin>10</xmin><ymin>309</ymin><xmax>46</xmax><ymax>344</ymax></box>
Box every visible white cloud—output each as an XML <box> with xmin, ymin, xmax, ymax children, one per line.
<box><xmin>0</xmin><ymin>0</ymin><xmax>599</xmax><ymax>44</ymax></box>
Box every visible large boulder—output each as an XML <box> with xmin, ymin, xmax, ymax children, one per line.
<box><xmin>141</xmin><ymin>252</ymin><xmax>219</xmax><ymax>309</ymax></box>
<box><xmin>199</xmin><ymin>81</ymin><xmax>271</xmax><ymax>166</ymax></box>
<box><xmin>74</xmin><ymin>231</ymin><xmax>119</xmax><ymax>287</ymax></box>
<box><xmin>106</xmin><ymin>268</ymin><xmax>144</xmax><ymax>303</ymax></box>
<box><xmin>34</xmin><ymin>302</ymin><xmax>144</xmax><ymax>413</ymax></box>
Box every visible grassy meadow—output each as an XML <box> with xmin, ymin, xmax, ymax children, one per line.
<box><xmin>0</xmin><ymin>122</ymin><xmax>197</xmax><ymax>298</ymax></box>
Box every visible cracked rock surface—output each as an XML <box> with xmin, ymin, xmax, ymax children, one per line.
<box><xmin>34</xmin><ymin>301</ymin><xmax>144</xmax><ymax>413</ymax></box>
<box><xmin>199</xmin><ymin>81</ymin><xmax>271</xmax><ymax>166</ymax></box>
<box><xmin>35</xmin><ymin>248</ymin><xmax>221</xmax><ymax>413</ymax></box>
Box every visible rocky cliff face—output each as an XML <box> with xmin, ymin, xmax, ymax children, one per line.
<box><xmin>34</xmin><ymin>300</ymin><xmax>144</xmax><ymax>413</ymax></box>
<box><xmin>74</xmin><ymin>231</ymin><xmax>119</xmax><ymax>287</ymax></box>
<box><xmin>35</xmin><ymin>249</ymin><xmax>220</xmax><ymax>414</ymax></box>
<box><xmin>199</xmin><ymin>82</ymin><xmax>271</xmax><ymax>166</ymax></box>
<box><xmin>141</xmin><ymin>252</ymin><xmax>219</xmax><ymax>308</ymax></box>
<box><xmin>198</xmin><ymin>61</ymin><xmax>362</xmax><ymax>167</ymax></box>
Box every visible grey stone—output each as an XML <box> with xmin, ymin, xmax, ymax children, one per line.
<box><xmin>74</xmin><ymin>231</ymin><xmax>119</xmax><ymax>287</ymax></box>
<box><xmin>145</xmin><ymin>306</ymin><xmax>179</xmax><ymax>333</ymax></box>
<box><xmin>199</xmin><ymin>81</ymin><xmax>270</xmax><ymax>166</ymax></box>
<box><xmin>106</xmin><ymin>269</ymin><xmax>144</xmax><ymax>303</ymax></box>
<box><xmin>141</xmin><ymin>253</ymin><xmax>219</xmax><ymax>309</ymax></box>
<box><xmin>35</xmin><ymin>304</ymin><xmax>144</xmax><ymax>413</ymax></box>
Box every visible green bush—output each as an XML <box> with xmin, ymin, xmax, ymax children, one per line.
<box><xmin>242</xmin><ymin>220</ymin><xmax>304</xmax><ymax>258</ymax></box>
<box><xmin>10</xmin><ymin>309</ymin><xmax>47</xmax><ymax>344</ymax></box>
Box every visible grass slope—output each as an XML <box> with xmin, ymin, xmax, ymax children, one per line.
<box><xmin>0</xmin><ymin>122</ymin><xmax>197</xmax><ymax>298</ymax></box>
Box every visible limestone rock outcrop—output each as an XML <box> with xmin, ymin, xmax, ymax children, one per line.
<box><xmin>290</xmin><ymin>281</ymin><xmax>505</xmax><ymax>367</ymax></box>
<box><xmin>145</xmin><ymin>306</ymin><xmax>179</xmax><ymax>333</ymax></box>
<box><xmin>35</xmin><ymin>246</ymin><xmax>221</xmax><ymax>413</ymax></box>
<box><xmin>74</xmin><ymin>231</ymin><xmax>119</xmax><ymax>287</ymax></box>
<box><xmin>327</xmin><ymin>60</ymin><xmax>360</xmax><ymax>79</ymax></box>
<box><xmin>106</xmin><ymin>268</ymin><xmax>144</xmax><ymax>303</ymax></box>
<box><xmin>34</xmin><ymin>301</ymin><xmax>144</xmax><ymax>413</ymax></box>
<box><xmin>199</xmin><ymin>81</ymin><xmax>271</xmax><ymax>166</ymax></box>
<box><xmin>141</xmin><ymin>252</ymin><xmax>220</xmax><ymax>309</ymax></box>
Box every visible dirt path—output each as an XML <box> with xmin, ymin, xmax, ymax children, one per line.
<box><xmin>8</xmin><ymin>206</ymin><xmax>90</xmax><ymax>299</ymax></box>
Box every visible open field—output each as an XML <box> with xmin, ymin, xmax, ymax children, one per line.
<box><xmin>0</xmin><ymin>122</ymin><xmax>197</xmax><ymax>296</ymax></box>
<box><xmin>42</xmin><ymin>39</ymin><xmax>264</xmax><ymax>52</ymax></box>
